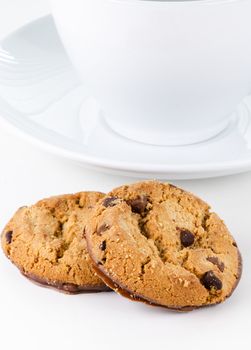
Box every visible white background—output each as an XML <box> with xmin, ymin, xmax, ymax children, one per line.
<box><xmin>0</xmin><ymin>1</ymin><xmax>250</xmax><ymax>349</ymax></box>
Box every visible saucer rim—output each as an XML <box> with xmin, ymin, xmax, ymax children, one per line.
<box><xmin>0</xmin><ymin>15</ymin><xmax>251</xmax><ymax>178</ymax></box>
<box><xmin>1</xmin><ymin>108</ymin><xmax>251</xmax><ymax>176</ymax></box>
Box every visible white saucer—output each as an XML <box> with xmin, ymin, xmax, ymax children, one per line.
<box><xmin>1</xmin><ymin>16</ymin><xmax>251</xmax><ymax>180</ymax></box>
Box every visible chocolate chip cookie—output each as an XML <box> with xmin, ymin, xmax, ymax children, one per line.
<box><xmin>86</xmin><ymin>181</ymin><xmax>242</xmax><ymax>310</ymax></box>
<box><xmin>1</xmin><ymin>192</ymin><xmax>110</xmax><ymax>294</ymax></box>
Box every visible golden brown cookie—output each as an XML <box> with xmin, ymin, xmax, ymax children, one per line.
<box><xmin>1</xmin><ymin>192</ymin><xmax>110</xmax><ymax>294</ymax></box>
<box><xmin>86</xmin><ymin>181</ymin><xmax>242</xmax><ymax>310</ymax></box>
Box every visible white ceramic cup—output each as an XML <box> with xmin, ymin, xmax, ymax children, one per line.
<box><xmin>50</xmin><ymin>0</ymin><xmax>251</xmax><ymax>146</ymax></box>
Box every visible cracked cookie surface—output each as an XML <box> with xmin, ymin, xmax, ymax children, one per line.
<box><xmin>86</xmin><ymin>181</ymin><xmax>242</xmax><ymax>310</ymax></box>
<box><xmin>1</xmin><ymin>192</ymin><xmax>110</xmax><ymax>293</ymax></box>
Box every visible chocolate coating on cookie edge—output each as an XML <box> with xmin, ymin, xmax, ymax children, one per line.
<box><xmin>22</xmin><ymin>271</ymin><xmax>111</xmax><ymax>294</ymax></box>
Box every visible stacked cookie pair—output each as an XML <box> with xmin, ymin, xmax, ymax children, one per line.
<box><xmin>1</xmin><ymin>181</ymin><xmax>242</xmax><ymax>311</ymax></box>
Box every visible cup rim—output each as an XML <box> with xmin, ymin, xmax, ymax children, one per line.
<box><xmin>103</xmin><ymin>0</ymin><xmax>247</xmax><ymax>6</ymax></box>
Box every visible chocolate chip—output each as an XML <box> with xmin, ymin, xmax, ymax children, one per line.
<box><xmin>180</xmin><ymin>230</ymin><xmax>195</xmax><ymax>247</ymax></box>
<box><xmin>126</xmin><ymin>195</ymin><xmax>148</xmax><ymax>214</ymax></box>
<box><xmin>201</xmin><ymin>271</ymin><xmax>222</xmax><ymax>291</ymax></box>
<box><xmin>232</xmin><ymin>241</ymin><xmax>238</xmax><ymax>247</ymax></box>
<box><xmin>207</xmin><ymin>257</ymin><xmax>225</xmax><ymax>272</ymax></box>
<box><xmin>103</xmin><ymin>197</ymin><xmax>119</xmax><ymax>208</ymax></box>
<box><xmin>83</xmin><ymin>228</ymin><xmax>86</xmax><ymax>238</ymax></box>
<box><xmin>100</xmin><ymin>240</ymin><xmax>106</xmax><ymax>251</ymax></box>
<box><xmin>98</xmin><ymin>257</ymin><xmax>106</xmax><ymax>265</ymax></box>
<box><xmin>97</xmin><ymin>224</ymin><xmax>110</xmax><ymax>235</ymax></box>
<box><xmin>5</xmin><ymin>231</ymin><xmax>13</xmax><ymax>244</ymax></box>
